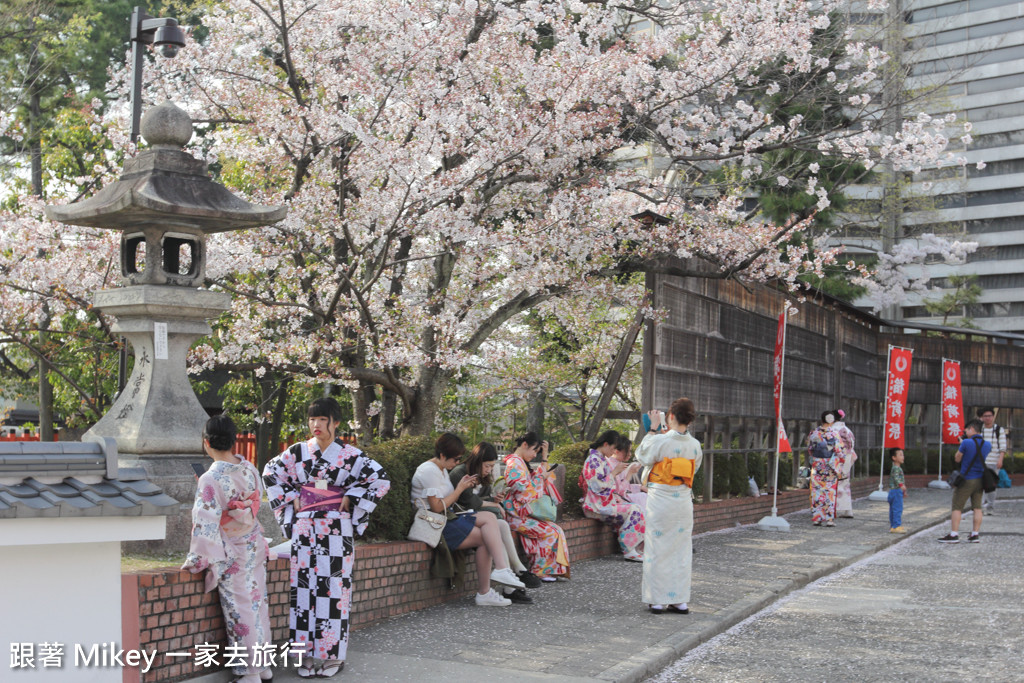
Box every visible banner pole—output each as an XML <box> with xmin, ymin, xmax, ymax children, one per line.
<box><xmin>879</xmin><ymin>345</ymin><xmax>892</xmax><ymax>491</ymax></box>
<box><xmin>758</xmin><ymin>307</ymin><xmax>791</xmax><ymax>531</ymax></box>
<box><xmin>868</xmin><ymin>345</ymin><xmax>894</xmax><ymax>502</ymax></box>
<box><xmin>929</xmin><ymin>358</ymin><xmax>952</xmax><ymax>489</ymax></box>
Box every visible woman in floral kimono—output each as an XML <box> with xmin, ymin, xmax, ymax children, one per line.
<box><xmin>263</xmin><ymin>398</ymin><xmax>390</xmax><ymax>679</ymax></box>
<box><xmin>183</xmin><ymin>415</ymin><xmax>272</xmax><ymax>683</ymax></box>
<box><xmin>636</xmin><ymin>399</ymin><xmax>702</xmax><ymax>615</ymax></box>
<box><xmin>582</xmin><ymin>430</ymin><xmax>645</xmax><ymax>561</ymax></box>
<box><xmin>501</xmin><ymin>432</ymin><xmax>570</xmax><ymax>581</ymax></box>
<box><xmin>807</xmin><ymin>410</ymin><xmax>843</xmax><ymax>527</ymax></box>
<box><xmin>611</xmin><ymin>434</ymin><xmax>647</xmax><ymax>510</ymax></box>
<box><xmin>832</xmin><ymin>409</ymin><xmax>858</xmax><ymax>518</ymax></box>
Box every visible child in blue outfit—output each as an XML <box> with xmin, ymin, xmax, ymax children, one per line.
<box><xmin>888</xmin><ymin>448</ymin><xmax>906</xmax><ymax>533</ymax></box>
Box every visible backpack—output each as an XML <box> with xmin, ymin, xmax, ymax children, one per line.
<box><xmin>810</xmin><ymin>439</ymin><xmax>830</xmax><ymax>459</ymax></box>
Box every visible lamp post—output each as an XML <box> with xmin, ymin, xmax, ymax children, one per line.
<box><xmin>129</xmin><ymin>6</ymin><xmax>186</xmax><ymax>143</ymax></box>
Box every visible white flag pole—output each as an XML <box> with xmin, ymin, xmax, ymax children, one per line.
<box><xmin>758</xmin><ymin>308</ymin><xmax>790</xmax><ymax>531</ymax></box>
<box><xmin>869</xmin><ymin>344</ymin><xmax>894</xmax><ymax>502</ymax></box>
<box><xmin>929</xmin><ymin>358</ymin><xmax>951</xmax><ymax>489</ymax></box>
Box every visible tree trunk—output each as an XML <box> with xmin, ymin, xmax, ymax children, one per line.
<box><xmin>351</xmin><ymin>382</ymin><xmax>377</xmax><ymax>445</ymax></box>
<box><xmin>402</xmin><ymin>365</ymin><xmax>452</xmax><ymax>436</ymax></box>
<box><xmin>525</xmin><ymin>389</ymin><xmax>545</xmax><ymax>439</ymax></box>
<box><xmin>583</xmin><ymin>309</ymin><xmax>644</xmax><ymax>441</ymax></box>
<box><xmin>255</xmin><ymin>373</ymin><xmax>290</xmax><ymax>470</ymax></box>
<box><xmin>379</xmin><ymin>388</ymin><xmax>398</xmax><ymax>440</ymax></box>
<box><xmin>38</xmin><ymin>302</ymin><xmax>53</xmax><ymax>441</ymax></box>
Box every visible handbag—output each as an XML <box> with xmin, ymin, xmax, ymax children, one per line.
<box><xmin>948</xmin><ymin>469</ymin><xmax>965</xmax><ymax>488</ymax></box>
<box><xmin>528</xmin><ymin>494</ymin><xmax>557</xmax><ymax>522</ymax></box>
<box><xmin>407</xmin><ymin>506</ymin><xmax>447</xmax><ymax>547</ymax></box>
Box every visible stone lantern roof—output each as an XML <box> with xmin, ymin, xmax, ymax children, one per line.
<box><xmin>46</xmin><ymin>101</ymin><xmax>285</xmax><ymax>233</ymax></box>
<box><xmin>45</xmin><ymin>101</ymin><xmax>285</xmax><ymax>287</ymax></box>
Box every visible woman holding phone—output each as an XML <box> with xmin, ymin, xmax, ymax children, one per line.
<box><xmin>501</xmin><ymin>432</ymin><xmax>571</xmax><ymax>581</ymax></box>
<box><xmin>411</xmin><ymin>433</ymin><xmax>525</xmax><ymax>606</ymax></box>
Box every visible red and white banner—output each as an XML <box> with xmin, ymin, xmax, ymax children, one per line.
<box><xmin>773</xmin><ymin>312</ymin><xmax>792</xmax><ymax>453</ymax></box>
<box><xmin>883</xmin><ymin>347</ymin><xmax>913</xmax><ymax>448</ymax></box>
<box><xmin>941</xmin><ymin>359</ymin><xmax>964</xmax><ymax>445</ymax></box>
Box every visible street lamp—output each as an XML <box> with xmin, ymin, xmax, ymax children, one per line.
<box><xmin>129</xmin><ymin>6</ymin><xmax>186</xmax><ymax>143</ymax></box>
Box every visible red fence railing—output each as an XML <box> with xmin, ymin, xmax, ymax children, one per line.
<box><xmin>234</xmin><ymin>433</ymin><xmax>359</xmax><ymax>464</ymax></box>
<box><xmin>0</xmin><ymin>434</ymin><xmax>60</xmax><ymax>442</ymax></box>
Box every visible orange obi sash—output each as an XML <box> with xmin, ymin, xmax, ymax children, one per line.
<box><xmin>648</xmin><ymin>458</ymin><xmax>695</xmax><ymax>487</ymax></box>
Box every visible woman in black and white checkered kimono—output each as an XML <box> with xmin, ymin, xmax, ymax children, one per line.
<box><xmin>263</xmin><ymin>397</ymin><xmax>390</xmax><ymax>678</ymax></box>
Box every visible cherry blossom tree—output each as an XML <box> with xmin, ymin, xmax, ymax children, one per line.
<box><xmin>26</xmin><ymin>0</ymin><xmax>979</xmax><ymax>435</ymax></box>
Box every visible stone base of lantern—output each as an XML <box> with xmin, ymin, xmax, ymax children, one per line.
<box><xmin>84</xmin><ymin>285</ymin><xmax>231</xmax><ymax>550</ymax></box>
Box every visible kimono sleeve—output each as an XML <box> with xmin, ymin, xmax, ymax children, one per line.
<box><xmin>181</xmin><ymin>471</ymin><xmax>230</xmax><ymax>593</ymax></box>
<box><xmin>583</xmin><ymin>452</ymin><xmax>614</xmax><ymax>495</ymax></box>
<box><xmin>341</xmin><ymin>452</ymin><xmax>391</xmax><ymax>536</ymax></box>
<box><xmin>635</xmin><ymin>432</ymin><xmax>666</xmax><ymax>467</ymax></box>
<box><xmin>503</xmin><ymin>457</ymin><xmax>537</xmax><ymax>516</ymax></box>
<box><xmin>263</xmin><ymin>445</ymin><xmax>301</xmax><ymax>538</ymax></box>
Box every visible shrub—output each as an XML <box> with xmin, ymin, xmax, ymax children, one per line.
<box><xmin>1005</xmin><ymin>452</ymin><xmax>1024</xmax><ymax>474</ymax></box>
<box><xmin>361</xmin><ymin>435</ymin><xmax>433</xmax><ymax>541</ymax></box>
<box><xmin>747</xmin><ymin>454</ymin><xmax>766</xmax><ymax>490</ymax></box>
<box><xmin>777</xmin><ymin>454</ymin><xmax>794</xmax><ymax>489</ymax></box>
<box><xmin>549</xmin><ymin>441</ymin><xmax>589</xmax><ymax>518</ymax></box>
<box><xmin>727</xmin><ymin>455</ymin><xmax>749</xmax><ymax>496</ymax></box>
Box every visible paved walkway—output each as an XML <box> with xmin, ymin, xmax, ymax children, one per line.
<box><xmin>234</xmin><ymin>487</ymin><xmax>1018</xmax><ymax>683</ymax></box>
<box><xmin>649</xmin><ymin>497</ymin><xmax>1024</xmax><ymax>682</ymax></box>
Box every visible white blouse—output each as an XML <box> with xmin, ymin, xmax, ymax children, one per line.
<box><xmin>410</xmin><ymin>460</ymin><xmax>454</xmax><ymax>508</ymax></box>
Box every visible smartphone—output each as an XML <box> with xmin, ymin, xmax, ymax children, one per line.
<box><xmin>190</xmin><ymin>462</ymin><xmax>207</xmax><ymax>480</ymax></box>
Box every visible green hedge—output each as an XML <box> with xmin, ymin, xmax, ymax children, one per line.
<box><xmin>361</xmin><ymin>435</ymin><xmax>433</xmax><ymax>542</ymax></box>
<box><xmin>549</xmin><ymin>441</ymin><xmax>590</xmax><ymax>518</ymax></box>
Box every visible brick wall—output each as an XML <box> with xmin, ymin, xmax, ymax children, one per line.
<box><xmin>123</xmin><ymin>478</ymin><xmax>879</xmax><ymax>683</ymax></box>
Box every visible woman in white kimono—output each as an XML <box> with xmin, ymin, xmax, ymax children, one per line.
<box><xmin>833</xmin><ymin>409</ymin><xmax>857</xmax><ymax>518</ymax></box>
<box><xmin>635</xmin><ymin>398</ymin><xmax>702</xmax><ymax>615</ymax></box>
<box><xmin>263</xmin><ymin>398</ymin><xmax>391</xmax><ymax>679</ymax></box>
<box><xmin>183</xmin><ymin>415</ymin><xmax>272</xmax><ymax>683</ymax></box>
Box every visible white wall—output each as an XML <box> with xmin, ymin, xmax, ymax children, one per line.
<box><xmin>0</xmin><ymin>516</ymin><xmax>166</xmax><ymax>682</ymax></box>
<box><xmin>1</xmin><ymin>541</ymin><xmax>122</xmax><ymax>682</ymax></box>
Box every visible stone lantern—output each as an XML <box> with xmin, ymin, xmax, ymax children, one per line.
<box><xmin>45</xmin><ymin>102</ymin><xmax>285</xmax><ymax>544</ymax></box>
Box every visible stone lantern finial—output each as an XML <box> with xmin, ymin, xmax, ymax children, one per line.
<box><xmin>140</xmin><ymin>101</ymin><xmax>193</xmax><ymax>148</ymax></box>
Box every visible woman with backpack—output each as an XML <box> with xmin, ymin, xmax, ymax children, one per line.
<box><xmin>807</xmin><ymin>410</ymin><xmax>844</xmax><ymax>527</ymax></box>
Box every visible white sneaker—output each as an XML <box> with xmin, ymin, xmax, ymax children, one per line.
<box><xmin>475</xmin><ymin>588</ymin><xmax>512</xmax><ymax>606</ymax></box>
<box><xmin>490</xmin><ymin>567</ymin><xmax>526</xmax><ymax>589</ymax></box>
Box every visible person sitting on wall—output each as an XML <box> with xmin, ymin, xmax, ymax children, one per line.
<box><xmin>581</xmin><ymin>429</ymin><xmax>645</xmax><ymax>562</ymax></box>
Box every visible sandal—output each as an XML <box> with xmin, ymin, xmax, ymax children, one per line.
<box><xmin>317</xmin><ymin>662</ymin><xmax>344</xmax><ymax>678</ymax></box>
<box><xmin>296</xmin><ymin>664</ymin><xmax>316</xmax><ymax>679</ymax></box>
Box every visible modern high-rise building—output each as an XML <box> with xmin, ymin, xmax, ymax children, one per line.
<box><xmin>846</xmin><ymin>0</ymin><xmax>1024</xmax><ymax>333</ymax></box>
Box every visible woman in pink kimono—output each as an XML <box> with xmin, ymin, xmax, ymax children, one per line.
<box><xmin>611</xmin><ymin>434</ymin><xmax>647</xmax><ymax>510</ymax></box>
<box><xmin>833</xmin><ymin>409</ymin><xmax>858</xmax><ymax>518</ymax></box>
<box><xmin>582</xmin><ymin>430</ymin><xmax>645</xmax><ymax>561</ymax></box>
<box><xmin>501</xmin><ymin>432</ymin><xmax>571</xmax><ymax>581</ymax></box>
<box><xmin>183</xmin><ymin>415</ymin><xmax>272</xmax><ymax>683</ymax></box>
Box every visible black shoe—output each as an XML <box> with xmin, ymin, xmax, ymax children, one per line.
<box><xmin>938</xmin><ymin>533</ymin><xmax>960</xmax><ymax>544</ymax></box>
<box><xmin>504</xmin><ymin>588</ymin><xmax>533</xmax><ymax>604</ymax></box>
<box><xmin>518</xmin><ymin>571</ymin><xmax>542</xmax><ymax>588</ymax></box>
<box><xmin>667</xmin><ymin>605</ymin><xmax>690</xmax><ymax>614</ymax></box>
<box><xmin>968</xmin><ymin>533</ymin><xmax>980</xmax><ymax>543</ymax></box>
<box><xmin>648</xmin><ymin>606</ymin><xmax>665</xmax><ymax>614</ymax></box>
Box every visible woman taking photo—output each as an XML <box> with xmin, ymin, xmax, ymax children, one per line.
<box><xmin>411</xmin><ymin>433</ymin><xmax>526</xmax><ymax>606</ymax></box>
<box><xmin>636</xmin><ymin>398</ymin><xmax>702</xmax><ymax>615</ymax></box>
<box><xmin>502</xmin><ymin>432</ymin><xmax>571</xmax><ymax>581</ymax></box>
